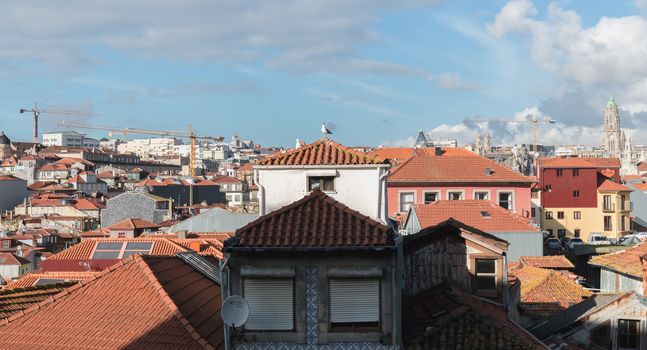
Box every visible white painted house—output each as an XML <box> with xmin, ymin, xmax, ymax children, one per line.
<box><xmin>254</xmin><ymin>138</ymin><xmax>391</xmax><ymax>222</ymax></box>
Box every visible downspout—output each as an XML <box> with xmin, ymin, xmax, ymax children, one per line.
<box><xmin>254</xmin><ymin>169</ymin><xmax>265</xmax><ymax>216</ymax></box>
<box><xmin>394</xmin><ymin>235</ymin><xmax>404</xmax><ymax>347</ymax></box>
<box><xmin>502</xmin><ymin>253</ymin><xmax>510</xmax><ymax>312</ymax></box>
<box><xmin>219</xmin><ymin>255</ymin><xmax>232</xmax><ymax>350</ymax></box>
<box><xmin>378</xmin><ymin>167</ymin><xmax>390</xmax><ymax>222</ymax></box>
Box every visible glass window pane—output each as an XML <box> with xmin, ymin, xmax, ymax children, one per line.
<box><xmin>125</xmin><ymin>242</ymin><xmax>153</xmax><ymax>250</ymax></box>
<box><xmin>95</xmin><ymin>242</ymin><xmax>123</xmax><ymax>250</ymax></box>
<box><xmin>122</xmin><ymin>250</ymin><xmax>150</xmax><ymax>258</ymax></box>
<box><xmin>92</xmin><ymin>251</ymin><xmax>121</xmax><ymax>259</ymax></box>
<box><xmin>476</xmin><ymin>276</ymin><xmax>496</xmax><ymax>290</ymax></box>
<box><xmin>35</xmin><ymin>278</ymin><xmax>66</xmax><ymax>286</ymax></box>
<box><xmin>476</xmin><ymin>259</ymin><xmax>495</xmax><ymax>273</ymax></box>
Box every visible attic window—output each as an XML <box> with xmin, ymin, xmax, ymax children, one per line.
<box><xmin>480</xmin><ymin>211</ymin><xmax>491</xmax><ymax>218</ymax></box>
<box><xmin>308</xmin><ymin>176</ymin><xmax>335</xmax><ymax>192</ymax></box>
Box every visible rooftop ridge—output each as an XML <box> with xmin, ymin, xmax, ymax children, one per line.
<box><xmin>258</xmin><ymin>138</ymin><xmax>387</xmax><ymax>166</ymax></box>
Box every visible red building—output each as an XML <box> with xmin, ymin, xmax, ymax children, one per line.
<box><xmin>538</xmin><ymin>157</ymin><xmax>621</xmax><ymax>208</ymax></box>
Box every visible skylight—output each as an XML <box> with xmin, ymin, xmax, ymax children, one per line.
<box><xmin>91</xmin><ymin>241</ymin><xmax>154</xmax><ymax>259</ymax></box>
<box><xmin>480</xmin><ymin>211</ymin><xmax>491</xmax><ymax>218</ymax></box>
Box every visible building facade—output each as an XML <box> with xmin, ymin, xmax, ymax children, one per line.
<box><xmin>42</xmin><ymin>131</ymin><xmax>100</xmax><ymax>148</ymax></box>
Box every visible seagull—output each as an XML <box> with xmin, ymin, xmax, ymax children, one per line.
<box><xmin>321</xmin><ymin>122</ymin><xmax>333</xmax><ymax>135</ymax></box>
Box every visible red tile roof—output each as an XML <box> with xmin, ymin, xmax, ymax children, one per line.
<box><xmin>598</xmin><ymin>179</ymin><xmax>632</xmax><ymax>192</ymax></box>
<box><xmin>4</xmin><ymin>271</ymin><xmax>100</xmax><ymax>289</ymax></box>
<box><xmin>226</xmin><ymin>189</ymin><xmax>396</xmax><ymax>249</ymax></box>
<box><xmin>53</xmin><ymin>157</ymin><xmax>93</xmax><ymax>166</ymax></box>
<box><xmin>209</xmin><ymin>176</ymin><xmax>242</xmax><ymax>184</ymax></box>
<box><xmin>411</xmin><ymin>200</ymin><xmax>539</xmax><ymax>233</ymax></box>
<box><xmin>0</xmin><ymin>253</ymin><xmax>30</xmax><ymax>266</ymax></box>
<box><xmin>0</xmin><ymin>255</ymin><xmax>224</xmax><ymax>349</ymax></box>
<box><xmin>0</xmin><ymin>282</ymin><xmax>77</xmax><ymax>321</ymax></box>
<box><xmin>389</xmin><ymin>154</ymin><xmax>534</xmax><ymax>184</ymax></box>
<box><xmin>403</xmin><ymin>284</ymin><xmax>544</xmax><ymax>349</ymax></box>
<box><xmin>590</xmin><ymin>241</ymin><xmax>647</xmax><ymax>278</ymax></box>
<box><xmin>258</xmin><ymin>138</ymin><xmax>388</xmax><ymax>166</ymax></box>
<box><xmin>106</xmin><ymin>218</ymin><xmax>161</xmax><ymax>230</ymax></box>
<box><xmin>509</xmin><ymin>266</ymin><xmax>592</xmax><ymax>311</ymax></box>
<box><xmin>238</xmin><ymin>163</ymin><xmax>254</xmax><ymax>172</ymax></box>
<box><xmin>37</xmin><ymin>163</ymin><xmax>68</xmax><ymax>171</ymax></box>
<box><xmin>519</xmin><ymin>255</ymin><xmax>574</xmax><ymax>269</ymax></box>
<box><xmin>367</xmin><ymin>147</ymin><xmax>477</xmax><ymax>162</ymax></box>
<box><xmin>0</xmin><ymin>175</ymin><xmax>22</xmax><ymax>181</ymax></box>
<box><xmin>47</xmin><ymin>238</ymin><xmax>187</xmax><ymax>261</ymax></box>
<box><xmin>634</xmin><ymin>183</ymin><xmax>647</xmax><ymax>191</ymax></box>
<box><xmin>537</xmin><ymin>157</ymin><xmax>620</xmax><ymax>169</ymax></box>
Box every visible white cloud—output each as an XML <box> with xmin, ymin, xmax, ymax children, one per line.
<box><xmin>0</xmin><ymin>0</ymin><xmax>439</xmax><ymax>75</ymax></box>
<box><xmin>428</xmin><ymin>72</ymin><xmax>480</xmax><ymax>91</ymax></box>
<box><xmin>487</xmin><ymin>0</ymin><xmax>647</xmax><ymax>113</ymax></box>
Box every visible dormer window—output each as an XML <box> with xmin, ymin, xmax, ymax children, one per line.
<box><xmin>308</xmin><ymin>176</ymin><xmax>335</xmax><ymax>192</ymax></box>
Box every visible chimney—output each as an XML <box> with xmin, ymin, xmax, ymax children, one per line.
<box><xmin>485</xmin><ymin>167</ymin><xmax>492</xmax><ymax>176</ymax></box>
<box><xmin>434</xmin><ymin>147</ymin><xmax>442</xmax><ymax>156</ymax></box>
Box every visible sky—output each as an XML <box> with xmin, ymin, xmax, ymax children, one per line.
<box><xmin>1</xmin><ymin>0</ymin><xmax>647</xmax><ymax>148</ymax></box>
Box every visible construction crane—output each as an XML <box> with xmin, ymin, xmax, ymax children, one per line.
<box><xmin>471</xmin><ymin>114</ymin><xmax>556</xmax><ymax>150</ymax></box>
<box><xmin>57</xmin><ymin>121</ymin><xmax>224</xmax><ymax>177</ymax></box>
<box><xmin>19</xmin><ymin>103</ymin><xmax>95</xmax><ymax>143</ymax></box>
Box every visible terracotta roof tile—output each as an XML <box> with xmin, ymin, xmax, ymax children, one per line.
<box><xmin>519</xmin><ymin>255</ymin><xmax>574</xmax><ymax>269</ymax></box>
<box><xmin>598</xmin><ymin>179</ymin><xmax>633</xmax><ymax>192</ymax></box>
<box><xmin>412</xmin><ymin>200</ymin><xmax>539</xmax><ymax>233</ymax></box>
<box><xmin>0</xmin><ymin>282</ymin><xmax>77</xmax><ymax>321</ymax></box>
<box><xmin>4</xmin><ymin>272</ymin><xmax>100</xmax><ymax>289</ymax></box>
<box><xmin>209</xmin><ymin>176</ymin><xmax>242</xmax><ymax>184</ymax></box>
<box><xmin>258</xmin><ymin>138</ymin><xmax>388</xmax><ymax>166</ymax></box>
<box><xmin>47</xmin><ymin>238</ymin><xmax>187</xmax><ymax>261</ymax></box>
<box><xmin>590</xmin><ymin>241</ymin><xmax>647</xmax><ymax>278</ymax></box>
<box><xmin>225</xmin><ymin>189</ymin><xmax>396</xmax><ymax>249</ymax></box>
<box><xmin>0</xmin><ymin>175</ymin><xmax>23</xmax><ymax>181</ymax></box>
<box><xmin>0</xmin><ymin>253</ymin><xmax>30</xmax><ymax>266</ymax></box>
<box><xmin>537</xmin><ymin>157</ymin><xmax>620</xmax><ymax>169</ymax></box>
<box><xmin>106</xmin><ymin>218</ymin><xmax>161</xmax><ymax>230</ymax></box>
<box><xmin>389</xmin><ymin>154</ymin><xmax>533</xmax><ymax>183</ymax></box>
<box><xmin>0</xmin><ymin>255</ymin><xmax>223</xmax><ymax>349</ymax></box>
<box><xmin>509</xmin><ymin>266</ymin><xmax>592</xmax><ymax>311</ymax></box>
<box><xmin>403</xmin><ymin>284</ymin><xmax>544</xmax><ymax>349</ymax></box>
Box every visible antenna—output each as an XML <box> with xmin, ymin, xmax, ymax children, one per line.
<box><xmin>221</xmin><ymin>295</ymin><xmax>250</xmax><ymax>327</ymax></box>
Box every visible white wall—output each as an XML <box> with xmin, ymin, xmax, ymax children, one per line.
<box><xmin>257</xmin><ymin>166</ymin><xmax>389</xmax><ymax>221</ymax></box>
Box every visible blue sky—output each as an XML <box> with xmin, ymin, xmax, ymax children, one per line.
<box><xmin>1</xmin><ymin>0</ymin><xmax>647</xmax><ymax>147</ymax></box>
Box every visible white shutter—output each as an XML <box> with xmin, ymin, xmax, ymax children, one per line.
<box><xmin>244</xmin><ymin>278</ymin><xmax>294</xmax><ymax>330</ymax></box>
<box><xmin>330</xmin><ymin>279</ymin><xmax>380</xmax><ymax>323</ymax></box>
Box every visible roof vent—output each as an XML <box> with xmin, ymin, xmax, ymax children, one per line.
<box><xmin>480</xmin><ymin>211</ymin><xmax>491</xmax><ymax>218</ymax></box>
<box><xmin>434</xmin><ymin>147</ymin><xmax>442</xmax><ymax>156</ymax></box>
<box><xmin>485</xmin><ymin>167</ymin><xmax>492</xmax><ymax>176</ymax></box>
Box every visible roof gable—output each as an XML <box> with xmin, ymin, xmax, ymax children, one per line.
<box><xmin>258</xmin><ymin>138</ymin><xmax>388</xmax><ymax>166</ymax></box>
<box><xmin>403</xmin><ymin>218</ymin><xmax>509</xmax><ymax>254</ymax></box>
<box><xmin>225</xmin><ymin>189</ymin><xmax>395</xmax><ymax>250</ymax></box>
<box><xmin>590</xmin><ymin>241</ymin><xmax>647</xmax><ymax>278</ymax></box>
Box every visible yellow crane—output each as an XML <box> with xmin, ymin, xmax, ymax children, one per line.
<box><xmin>19</xmin><ymin>103</ymin><xmax>95</xmax><ymax>143</ymax></box>
<box><xmin>57</xmin><ymin>121</ymin><xmax>224</xmax><ymax>177</ymax></box>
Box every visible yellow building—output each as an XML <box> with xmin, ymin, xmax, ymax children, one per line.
<box><xmin>541</xmin><ymin>180</ymin><xmax>632</xmax><ymax>242</ymax></box>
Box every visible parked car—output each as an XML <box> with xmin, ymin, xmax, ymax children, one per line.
<box><xmin>567</xmin><ymin>237</ymin><xmax>584</xmax><ymax>250</ymax></box>
<box><xmin>562</xmin><ymin>237</ymin><xmax>572</xmax><ymax>248</ymax></box>
<box><xmin>588</xmin><ymin>233</ymin><xmax>611</xmax><ymax>245</ymax></box>
<box><xmin>546</xmin><ymin>238</ymin><xmax>562</xmax><ymax>251</ymax></box>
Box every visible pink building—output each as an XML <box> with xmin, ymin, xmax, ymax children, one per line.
<box><xmin>369</xmin><ymin>148</ymin><xmax>535</xmax><ymax>220</ymax></box>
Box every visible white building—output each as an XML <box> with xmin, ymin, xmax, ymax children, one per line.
<box><xmin>254</xmin><ymin>138</ymin><xmax>391</xmax><ymax>222</ymax></box>
<box><xmin>42</xmin><ymin>131</ymin><xmax>100</xmax><ymax>148</ymax></box>
<box><xmin>117</xmin><ymin>138</ymin><xmax>180</xmax><ymax>158</ymax></box>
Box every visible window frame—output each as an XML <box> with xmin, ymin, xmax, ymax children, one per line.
<box><xmin>497</xmin><ymin>191</ymin><xmax>514</xmax><ymax>211</ymax></box>
<box><xmin>307</xmin><ymin>176</ymin><xmax>335</xmax><ymax>192</ymax></box>
<box><xmin>557</xmin><ymin>211</ymin><xmax>564</xmax><ymax>219</ymax></box>
<box><xmin>617</xmin><ymin>319</ymin><xmax>640</xmax><ymax>350</ymax></box>
<box><xmin>604</xmin><ymin>215</ymin><xmax>612</xmax><ymax>231</ymax></box>
<box><xmin>422</xmin><ymin>191</ymin><xmax>440</xmax><ymax>204</ymax></box>
<box><xmin>573</xmin><ymin>168</ymin><xmax>580</xmax><ymax>177</ymax></box>
<box><xmin>473</xmin><ymin>190</ymin><xmax>490</xmax><ymax>200</ymax></box>
<box><xmin>556</xmin><ymin>169</ymin><xmax>564</xmax><ymax>177</ymax></box>
<box><xmin>474</xmin><ymin>258</ymin><xmax>497</xmax><ymax>294</ymax></box>
<box><xmin>447</xmin><ymin>190</ymin><xmax>464</xmax><ymax>201</ymax></box>
<box><xmin>398</xmin><ymin>191</ymin><xmax>416</xmax><ymax>212</ymax></box>
<box><xmin>328</xmin><ymin>278</ymin><xmax>381</xmax><ymax>332</ymax></box>
<box><xmin>573</xmin><ymin>190</ymin><xmax>580</xmax><ymax>198</ymax></box>
<box><xmin>243</xmin><ymin>277</ymin><xmax>295</xmax><ymax>331</ymax></box>
<box><xmin>574</xmin><ymin>211</ymin><xmax>581</xmax><ymax>220</ymax></box>
<box><xmin>546</xmin><ymin>211</ymin><xmax>553</xmax><ymax>219</ymax></box>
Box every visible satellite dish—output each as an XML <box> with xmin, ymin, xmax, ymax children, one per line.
<box><xmin>221</xmin><ymin>295</ymin><xmax>250</xmax><ymax>327</ymax></box>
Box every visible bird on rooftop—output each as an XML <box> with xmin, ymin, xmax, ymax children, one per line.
<box><xmin>321</xmin><ymin>122</ymin><xmax>333</xmax><ymax>135</ymax></box>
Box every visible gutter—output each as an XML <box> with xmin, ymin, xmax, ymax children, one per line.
<box><xmin>219</xmin><ymin>255</ymin><xmax>232</xmax><ymax>350</ymax></box>
<box><xmin>253</xmin><ymin>164</ymin><xmax>391</xmax><ymax>170</ymax></box>
<box><xmin>253</xmin><ymin>168</ymin><xmax>265</xmax><ymax>216</ymax></box>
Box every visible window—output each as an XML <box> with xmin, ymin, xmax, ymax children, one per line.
<box><xmin>308</xmin><ymin>176</ymin><xmax>335</xmax><ymax>192</ymax></box>
<box><xmin>574</xmin><ymin>229</ymin><xmax>581</xmax><ymax>237</ymax></box>
<box><xmin>329</xmin><ymin>279</ymin><xmax>379</xmax><ymax>329</ymax></box>
<box><xmin>621</xmin><ymin>194</ymin><xmax>626</xmax><ymax>210</ymax></box>
<box><xmin>556</xmin><ymin>169</ymin><xmax>564</xmax><ymax>177</ymax></box>
<box><xmin>573</xmin><ymin>169</ymin><xmax>579</xmax><ymax>176</ymax></box>
<box><xmin>448</xmin><ymin>191</ymin><xmax>463</xmax><ymax>200</ymax></box>
<box><xmin>474</xmin><ymin>191</ymin><xmax>489</xmax><ymax>200</ymax></box>
<box><xmin>498</xmin><ymin>192</ymin><xmax>513</xmax><ymax>210</ymax></box>
<box><xmin>573</xmin><ymin>190</ymin><xmax>580</xmax><ymax>198</ymax></box>
<box><xmin>423</xmin><ymin>192</ymin><xmax>439</xmax><ymax>204</ymax></box>
<box><xmin>531</xmin><ymin>208</ymin><xmax>536</xmax><ymax>218</ymax></box>
<box><xmin>475</xmin><ymin>259</ymin><xmax>496</xmax><ymax>291</ymax></box>
<box><xmin>603</xmin><ymin>195</ymin><xmax>612</xmax><ymax>210</ymax></box>
<box><xmin>604</xmin><ymin>216</ymin><xmax>612</xmax><ymax>231</ymax></box>
<box><xmin>545</xmin><ymin>184</ymin><xmax>552</xmax><ymax>192</ymax></box>
<box><xmin>574</xmin><ymin>211</ymin><xmax>581</xmax><ymax>220</ymax></box>
<box><xmin>244</xmin><ymin>278</ymin><xmax>294</xmax><ymax>330</ymax></box>
<box><xmin>617</xmin><ymin>319</ymin><xmax>640</xmax><ymax>349</ymax></box>
<box><xmin>399</xmin><ymin>192</ymin><xmax>415</xmax><ymax>212</ymax></box>
<box><xmin>531</xmin><ymin>191</ymin><xmax>539</xmax><ymax>199</ymax></box>
<box><xmin>118</xmin><ymin>232</ymin><xmax>126</xmax><ymax>238</ymax></box>
<box><xmin>621</xmin><ymin>215</ymin><xmax>626</xmax><ymax>231</ymax></box>
<box><xmin>546</xmin><ymin>229</ymin><xmax>553</xmax><ymax>236</ymax></box>
<box><xmin>590</xmin><ymin>321</ymin><xmax>611</xmax><ymax>349</ymax></box>
<box><xmin>557</xmin><ymin>211</ymin><xmax>564</xmax><ymax>219</ymax></box>
<box><xmin>546</xmin><ymin>211</ymin><xmax>553</xmax><ymax>219</ymax></box>
<box><xmin>91</xmin><ymin>241</ymin><xmax>154</xmax><ymax>259</ymax></box>
<box><xmin>557</xmin><ymin>229</ymin><xmax>566</xmax><ymax>238</ymax></box>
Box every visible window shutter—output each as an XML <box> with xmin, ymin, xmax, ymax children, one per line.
<box><xmin>244</xmin><ymin>278</ymin><xmax>293</xmax><ymax>330</ymax></box>
<box><xmin>330</xmin><ymin>279</ymin><xmax>379</xmax><ymax>323</ymax></box>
